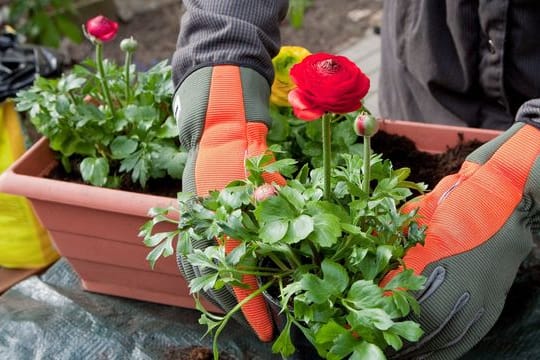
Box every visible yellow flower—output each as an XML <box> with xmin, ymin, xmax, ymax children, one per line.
<box><xmin>270</xmin><ymin>45</ymin><xmax>311</xmax><ymax>107</ymax></box>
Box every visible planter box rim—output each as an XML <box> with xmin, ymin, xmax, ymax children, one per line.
<box><xmin>0</xmin><ymin>137</ymin><xmax>176</xmax><ymax>216</ymax></box>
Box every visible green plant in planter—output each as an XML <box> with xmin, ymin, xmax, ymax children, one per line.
<box><xmin>14</xmin><ymin>15</ymin><xmax>186</xmax><ymax>189</ymax></box>
<box><xmin>142</xmin><ymin>52</ymin><xmax>428</xmax><ymax>359</ymax></box>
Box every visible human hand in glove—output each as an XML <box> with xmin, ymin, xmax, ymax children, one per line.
<box><xmin>174</xmin><ymin>65</ymin><xmax>284</xmax><ymax>342</ymax></box>
<box><xmin>383</xmin><ymin>99</ymin><xmax>540</xmax><ymax>359</ymax></box>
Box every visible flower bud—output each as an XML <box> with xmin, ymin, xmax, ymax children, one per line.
<box><xmin>120</xmin><ymin>37</ymin><xmax>138</xmax><ymax>53</ymax></box>
<box><xmin>84</xmin><ymin>15</ymin><xmax>119</xmax><ymax>43</ymax></box>
<box><xmin>253</xmin><ymin>184</ymin><xmax>277</xmax><ymax>202</ymax></box>
<box><xmin>354</xmin><ymin>113</ymin><xmax>379</xmax><ymax>137</ymax></box>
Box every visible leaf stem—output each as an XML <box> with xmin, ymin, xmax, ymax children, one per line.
<box><xmin>95</xmin><ymin>42</ymin><xmax>116</xmax><ymax>120</ymax></box>
<box><xmin>212</xmin><ymin>280</ymin><xmax>274</xmax><ymax>359</ymax></box>
<box><xmin>322</xmin><ymin>113</ymin><xmax>332</xmax><ymax>201</ymax></box>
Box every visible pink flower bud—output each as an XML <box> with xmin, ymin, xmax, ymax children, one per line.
<box><xmin>354</xmin><ymin>114</ymin><xmax>379</xmax><ymax>137</ymax></box>
<box><xmin>253</xmin><ymin>184</ymin><xmax>277</xmax><ymax>202</ymax></box>
<box><xmin>85</xmin><ymin>15</ymin><xmax>119</xmax><ymax>42</ymax></box>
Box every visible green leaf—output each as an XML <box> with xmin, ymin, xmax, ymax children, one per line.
<box><xmin>283</xmin><ymin>215</ymin><xmax>314</xmax><ymax>244</ymax></box>
<box><xmin>308</xmin><ymin>213</ymin><xmax>341</xmax><ymax>247</ymax></box>
<box><xmin>111</xmin><ymin>136</ymin><xmax>139</xmax><ymax>158</ymax></box>
<box><xmin>391</xmin><ymin>321</ymin><xmax>424</xmax><ymax>342</ymax></box>
<box><xmin>391</xmin><ymin>290</ymin><xmax>411</xmax><ymax>317</ymax></box>
<box><xmin>346</xmin><ymin>280</ymin><xmax>384</xmax><ymax>309</ymax></box>
<box><xmin>350</xmin><ymin>341</ymin><xmax>386</xmax><ymax>360</ymax></box>
<box><xmin>321</xmin><ymin>259</ymin><xmax>349</xmax><ymax>293</ymax></box>
<box><xmin>80</xmin><ymin>157</ymin><xmax>109</xmax><ymax>187</ymax></box>
<box><xmin>156</xmin><ymin>116</ymin><xmax>179</xmax><ymax>138</ymax></box>
<box><xmin>259</xmin><ymin>220</ymin><xmax>288</xmax><ymax>243</ymax></box>
<box><xmin>271</xmin><ymin>317</ymin><xmax>296</xmax><ymax>356</ymax></box>
<box><xmin>384</xmin><ymin>269</ymin><xmax>426</xmax><ymax>291</ymax></box>
<box><xmin>383</xmin><ymin>330</ymin><xmax>403</xmax><ymax>351</ymax></box>
<box><xmin>218</xmin><ymin>186</ymin><xmax>250</xmax><ymax>209</ymax></box>
<box><xmin>254</xmin><ymin>195</ymin><xmax>296</xmax><ymax>222</ymax></box>
<box><xmin>279</xmin><ymin>185</ymin><xmax>306</xmax><ymax>209</ymax></box>
<box><xmin>189</xmin><ymin>272</ymin><xmax>219</xmax><ymax>293</ymax></box>
<box><xmin>301</xmin><ymin>260</ymin><xmax>348</xmax><ymax>304</ymax></box>
<box><xmin>329</xmin><ymin>332</ymin><xmax>357</xmax><ymax>359</ymax></box>
<box><xmin>347</xmin><ymin>308</ymin><xmax>394</xmax><ymax>331</ymax></box>
<box><xmin>315</xmin><ymin>320</ymin><xmax>348</xmax><ymax>344</ymax></box>
<box><xmin>143</xmin><ymin>231</ymin><xmax>173</xmax><ymax>247</ymax></box>
<box><xmin>145</xmin><ymin>239</ymin><xmax>174</xmax><ymax>269</ymax></box>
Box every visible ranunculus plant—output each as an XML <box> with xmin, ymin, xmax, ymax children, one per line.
<box><xmin>142</xmin><ymin>52</ymin><xmax>427</xmax><ymax>359</ymax></box>
<box><xmin>15</xmin><ymin>15</ymin><xmax>186</xmax><ymax>189</ymax></box>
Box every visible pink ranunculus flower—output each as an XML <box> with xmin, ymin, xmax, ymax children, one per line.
<box><xmin>85</xmin><ymin>15</ymin><xmax>119</xmax><ymax>42</ymax></box>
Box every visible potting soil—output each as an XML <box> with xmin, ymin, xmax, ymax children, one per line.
<box><xmin>0</xmin><ymin>256</ymin><xmax>539</xmax><ymax>359</ymax></box>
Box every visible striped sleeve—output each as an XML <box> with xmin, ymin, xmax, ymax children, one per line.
<box><xmin>172</xmin><ymin>0</ymin><xmax>289</xmax><ymax>89</ymax></box>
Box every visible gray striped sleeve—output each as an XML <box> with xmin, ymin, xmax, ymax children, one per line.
<box><xmin>172</xmin><ymin>0</ymin><xmax>289</xmax><ymax>89</ymax></box>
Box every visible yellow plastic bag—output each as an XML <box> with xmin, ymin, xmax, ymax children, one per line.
<box><xmin>0</xmin><ymin>101</ymin><xmax>59</xmax><ymax>268</ymax></box>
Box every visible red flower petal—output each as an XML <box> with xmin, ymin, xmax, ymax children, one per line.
<box><xmin>288</xmin><ymin>89</ymin><xmax>325</xmax><ymax>121</ymax></box>
<box><xmin>85</xmin><ymin>15</ymin><xmax>119</xmax><ymax>42</ymax></box>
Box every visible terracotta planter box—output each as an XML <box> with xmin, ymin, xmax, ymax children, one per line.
<box><xmin>0</xmin><ymin>120</ymin><xmax>502</xmax><ymax>310</ymax></box>
<box><xmin>0</xmin><ymin>137</ymin><xmax>220</xmax><ymax>312</ymax></box>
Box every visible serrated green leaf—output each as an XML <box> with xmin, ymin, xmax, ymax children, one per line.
<box><xmin>254</xmin><ymin>195</ymin><xmax>296</xmax><ymax>222</ymax></box>
<box><xmin>271</xmin><ymin>317</ymin><xmax>296</xmax><ymax>356</ymax></box>
<box><xmin>145</xmin><ymin>239</ymin><xmax>174</xmax><ymax>269</ymax></box>
<box><xmin>308</xmin><ymin>213</ymin><xmax>341</xmax><ymax>247</ymax></box>
<box><xmin>347</xmin><ymin>308</ymin><xmax>394</xmax><ymax>331</ymax></box>
<box><xmin>391</xmin><ymin>321</ymin><xmax>424</xmax><ymax>342</ymax></box>
<box><xmin>143</xmin><ymin>231</ymin><xmax>173</xmax><ymax>247</ymax></box>
<box><xmin>384</xmin><ymin>269</ymin><xmax>426</xmax><ymax>291</ymax></box>
<box><xmin>346</xmin><ymin>280</ymin><xmax>384</xmax><ymax>309</ymax></box>
<box><xmin>189</xmin><ymin>272</ymin><xmax>219</xmax><ymax>293</ymax></box>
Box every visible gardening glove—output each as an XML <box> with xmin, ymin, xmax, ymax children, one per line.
<box><xmin>173</xmin><ymin>65</ymin><xmax>284</xmax><ymax>342</ymax></box>
<box><xmin>385</xmin><ymin>99</ymin><xmax>540</xmax><ymax>359</ymax></box>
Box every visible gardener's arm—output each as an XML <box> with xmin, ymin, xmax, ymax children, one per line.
<box><xmin>171</xmin><ymin>0</ymin><xmax>289</xmax><ymax>343</ymax></box>
<box><xmin>385</xmin><ymin>98</ymin><xmax>540</xmax><ymax>359</ymax></box>
<box><xmin>172</xmin><ymin>1</ymin><xmax>288</xmax><ymax>87</ymax></box>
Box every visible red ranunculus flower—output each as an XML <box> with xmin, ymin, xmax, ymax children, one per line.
<box><xmin>288</xmin><ymin>53</ymin><xmax>370</xmax><ymax>120</ymax></box>
<box><xmin>85</xmin><ymin>15</ymin><xmax>119</xmax><ymax>42</ymax></box>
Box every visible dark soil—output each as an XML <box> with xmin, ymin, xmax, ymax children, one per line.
<box><xmin>371</xmin><ymin>132</ymin><xmax>484</xmax><ymax>190</ymax></box>
<box><xmin>48</xmin><ymin>133</ymin><xmax>484</xmax><ymax>197</ymax></box>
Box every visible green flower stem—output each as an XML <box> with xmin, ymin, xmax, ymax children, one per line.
<box><xmin>322</xmin><ymin>113</ymin><xmax>332</xmax><ymax>200</ymax></box>
<box><xmin>212</xmin><ymin>280</ymin><xmax>274</xmax><ymax>359</ymax></box>
<box><xmin>363</xmin><ymin>135</ymin><xmax>371</xmax><ymax>194</ymax></box>
<box><xmin>95</xmin><ymin>42</ymin><xmax>116</xmax><ymax>119</ymax></box>
<box><xmin>124</xmin><ymin>51</ymin><xmax>132</xmax><ymax>102</ymax></box>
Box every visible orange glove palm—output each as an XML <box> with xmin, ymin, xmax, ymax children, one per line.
<box><xmin>174</xmin><ymin>65</ymin><xmax>283</xmax><ymax>342</ymax></box>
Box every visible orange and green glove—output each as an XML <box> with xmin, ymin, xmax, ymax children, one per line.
<box><xmin>173</xmin><ymin>65</ymin><xmax>284</xmax><ymax>342</ymax></box>
<box><xmin>385</xmin><ymin>99</ymin><xmax>540</xmax><ymax>359</ymax></box>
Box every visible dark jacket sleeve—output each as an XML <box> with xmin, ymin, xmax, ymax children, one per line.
<box><xmin>172</xmin><ymin>0</ymin><xmax>289</xmax><ymax>89</ymax></box>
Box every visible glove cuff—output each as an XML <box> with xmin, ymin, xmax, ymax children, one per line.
<box><xmin>515</xmin><ymin>98</ymin><xmax>540</xmax><ymax>130</ymax></box>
